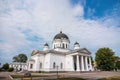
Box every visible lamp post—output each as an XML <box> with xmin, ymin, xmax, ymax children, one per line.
<box><xmin>56</xmin><ymin>65</ymin><xmax>59</xmax><ymax>79</ymax></box>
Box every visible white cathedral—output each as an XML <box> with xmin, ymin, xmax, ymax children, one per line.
<box><xmin>27</xmin><ymin>31</ymin><xmax>93</xmax><ymax>72</ymax></box>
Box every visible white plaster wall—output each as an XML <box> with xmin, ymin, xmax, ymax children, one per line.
<box><xmin>28</xmin><ymin>54</ymin><xmax>40</xmax><ymax>71</ymax></box>
<box><xmin>43</xmin><ymin>46</ymin><xmax>49</xmax><ymax>51</ymax></box>
<box><xmin>44</xmin><ymin>53</ymin><xmax>51</xmax><ymax>71</ymax></box>
<box><xmin>28</xmin><ymin>54</ymin><xmax>45</xmax><ymax>71</ymax></box>
<box><xmin>38</xmin><ymin>54</ymin><xmax>45</xmax><ymax>71</ymax></box>
<box><xmin>65</xmin><ymin>55</ymin><xmax>74</xmax><ymax>71</ymax></box>
<box><xmin>35</xmin><ymin>54</ymin><xmax>45</xmax><ymax>71</ymax></box>
<box><xmin>27</xmin><ymin>61</ymin><xmax>35</xmax><ymax>71</ymax></box>
<box><xmin>74</xmin><ymin>44</ymin><xmax>80</xmax><ymax>50</ymax></box>
<box><xmin>49</xmin><ymin>53</ymin><xmax>65</xmax><ymax>71</ymax></box>
<box><xmin>54</xmin><ymin>48</ymin><xmax>70</xmax><ymax>52</ymax></box>
<box><xmin>28</xmin><ymin>56</ymin><xmax>37</xmax><ymax>71</ymax></box>
<box><xmin>52</xmin><ymin>39</ymin><xmax>70</xmax><ymax>49</ymax></box>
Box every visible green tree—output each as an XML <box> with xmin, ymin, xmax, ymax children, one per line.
<box><xmin>2</xmin><ymin>63</ymin><xmax>9</xmax><ymax>70</ymax></box>
<box><xmin>8</xmin><ymin>67</ymin><xmax>14</xmax><ymax>72</ymax></box>
<box><xmin>116</xmin><ymin>61</ymin><xmax>120</xmax><ymax>70</ymax></box>
<box><xmin>95</xmin><ymin>47</ymin><xmax>115</xmax><ymax>71</ymax></box>
<box><xmin>13</xmin><ymin>53</ymin><xmax>27</xmax><ymax>63</ymax></box>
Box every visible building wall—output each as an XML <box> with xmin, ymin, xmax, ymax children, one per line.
<box><xmin>49</xmin><ymin>53</ymin><xmax>65</xmax><ymax>71</ymax></box>
<box><xmin>28</xmin><ymin>54</ymin><xmax>45</xmax><ymax>71</ymax></box>
<box><xmin>28</xmin><ymin>53</ymin><xmax>74</xmax><ymax>72</ymax></box>
<box><xmin>27</xmin><ymin>52</ymin><xmax>92</xmax><ymax>72</ymax></box>
<box><xmin>65</xmin><ymin>55</ymin><xmax>74</xmax><ymax>71</ymax></box>
<box><xmin>44</xmin><ymin>53</ymin><xmax>51</xmax><ymax>71</ymax></box>
<box><xmin>52</xmin><ymin>39</ymin><xmax>69</xmax><ymax>49</ymax></box>
<box><xmin>9</xmin><ymin>62</ymin><xmax>27</xmax><ymax>71</ymax></box>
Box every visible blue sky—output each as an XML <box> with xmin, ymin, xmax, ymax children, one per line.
<box><xmin>0</xmin><ymin>0</ymin><xmax>120</xmax><ymax>64</ymax></box>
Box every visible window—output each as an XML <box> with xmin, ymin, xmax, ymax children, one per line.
<box><xmin>54</xmin><ymin>44</ymin><xmax>55</xmax><ymax>49</ymax></box>
<box><xmin>53</xmin><ymin>62</ymin><xmax>56</xmax><ymax>69</ymax></box>
<box><xmin>63</xmin><ymin>43</ymin><xmax>65</xmax><ymax>48</ymax></box>
<box><xmin>60</xmin><ymin>63</ymin><xmax>63</xmax><ymax>69</ymax></box>
<box><xmin>20</xmin><ymin>64</ymin><xmax>22</xmax><ymax>67</ymax></box>
<box><xmin>40</xmin><ymin>63</ymin><xmax>42</xmax><ymax>69</ymax></box>
<box><xmin>30</xmin><ymin>64</ymin><xmax>33</xmax><ymax>69</ymax></box>
<box><xmin>66</xmin><ymin>44</ymin><xmax>67</xmax><ymax>48</ymax></box>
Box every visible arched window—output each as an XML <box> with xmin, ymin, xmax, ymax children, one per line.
<box><xmin>54</xmin><ymin>44</ymin><xmax>55</xmax><ymax>49</ymax></box>
<box><xmin>40</xmin><ymin>62</ymin><xmax>42</xmax><ymax>69</ymax></box>
<box><xmin>53</xmin><ymin>62</ymin><xmax>56</xmax><ymax>69</ymax></box>
<box><xmin>66</xmin><ymin>44</ymin><xmax>67</xmax><ymax>48</ymax></box>
<box><xmin>30</xmin><ymin>64</ymin><xmax>33</xmax><ymax>69</ymax></box>
<box><xmin>60</xmin><ymin>63</ymin><xmax>63</xmax><ymax>69</ymax></box>
<box><xmin>63</xmin><ymin>43</ymin><xmax>65</xmax><ymax>48</ymax></box>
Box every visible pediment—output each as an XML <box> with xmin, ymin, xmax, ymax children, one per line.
<box><xmin>77</xmin><ymin>48</ymin><xmax>91</xmax><ymax>54</ymax></box>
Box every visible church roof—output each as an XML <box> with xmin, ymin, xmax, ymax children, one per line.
<box><xmin>54</xmin><ymin>31</ymin><xmax>69</xmax><ymax>40</ymax></box>
<box><xmin>44</xmin><ymin>43</ymin><xmax>49</xmax><ymax>46</ymax></box>
<box><xmin>31</xmin><ymin>50</ymin><xmax>68</xmax><ymax>56</ymax></box>
<box><xmin>31</xmin><ymin>48</ymin><xmax>91</xmax><ymax>56</ymax></box>
<box><xmin>74</xmin><ymin>41</ymin><xmax>79</xmax><ymax>45</ymax></box>
<box><xmin>72</xmin><ymin>48</ymin><xmax>91</xmax><ymax>55</ymax></box>
<box><xmin>28</xmin><ymin>58</ymin><xmax>35</xmax><ymax>62</ymax></box>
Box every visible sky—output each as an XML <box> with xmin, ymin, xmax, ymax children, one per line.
<box><xmin>0</xmin><ymin>0</ymin><xmax>120</xmax><ymax>64</ymax></box>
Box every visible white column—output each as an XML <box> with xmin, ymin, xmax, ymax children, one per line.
<box><xmin>85</xmin><ymin>56</ymin><xmax>88</xmax><ymax>71</ymax></box>
<box><xmin>81</xmin><ymin>55</ymin><xmax>84</xmax><ymax>71</ymax></box>
<box><xmin>89</xmin><ymin>56</ymin><xmax>92</xmax><ymax>71</ymax></box>
<box><xmin>76</xmin><ymin>55</ymin><xmax>80</xmax><ymax>71</ymax></box>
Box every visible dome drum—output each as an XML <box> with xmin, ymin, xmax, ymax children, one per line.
<box><xmin>52</xmin><ymin>31</ymin><xmax>70</xmax><ymax>50</ymax></box>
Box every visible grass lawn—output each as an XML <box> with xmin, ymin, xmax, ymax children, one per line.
<box><xmin>10</xmin><ymin>74</ymin><xmax>51</xmax><ymax>78</ymax></box>
<box><xmin>10</xmin><ymin>74</ymin><xmax>86</xmax><ymax>80</ymax></box>
<box><xmin>98</xmin><ymin>76</ymin><xmax>120</xmax><ymax>80</ymax></box>
<box><xmin>54</xmin><ymin>78</ymin><xmax>86</xmax><ymax>80</ymax></box>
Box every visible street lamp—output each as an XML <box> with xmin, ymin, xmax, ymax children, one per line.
<box><xmin>55</xmin><ymin>65</ymin><xmax>59</xmax><ymax>79</ymax></box>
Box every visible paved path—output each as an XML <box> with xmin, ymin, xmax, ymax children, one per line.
<box><xmin>0</xmin><ymin>71</ymin><xmax>120</xmax><ymax>80</ymax></box>
<box><xmin>0</xmin><ymin>72</ymin><xmax>12</xmax><ymax>80</ymax></box>
<box><xmin>64</xmin><ymin>71</ymin><xmax>120</xmax><ymax>80</ymax></box>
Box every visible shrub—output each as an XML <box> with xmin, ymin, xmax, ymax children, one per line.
<box><xmin>2</xmin><ymin>63</ymin><xmax>9</xmax><ymax>71</ymax></box>
<box><xmin>0</xmin><ymin>68</ymin><xmax>2</xmax><ymax>72</ymax></box>
<box><xmin>8</xmin><ymin>67</ymin><xmax>14</xmax><ymax>72</ymax></box>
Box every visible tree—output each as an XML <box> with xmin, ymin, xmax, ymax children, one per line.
<box><xmin>114</xmin><ymin>56</ymin><xmax>120</xmax><ymax>70</ymax></box>
<box><xmin>115</xmin><ymin>61</ymin><xmax>120</xmax><ymax>70</ymax></box>
<box><xmin>13</xmin><ymin>53</ymin><xmax>27</xmax><ymax>63</ymax></box>
<box><xmin>8</xmin><ymin>67</ymin><xmax>14</xmax><ymax>72</ymax></box>
<box><xmin>95</xmin><ymin>47</ymin><xmax>115</xmax><ymax>71</ymax></box>
<box><xmin>2</xmin><ymin>63</ymin><xmax>9</xmax><ymax>70</ymax></box>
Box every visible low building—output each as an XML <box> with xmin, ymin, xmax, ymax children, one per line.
<box><xmin>9</xmin><ymin>62</ymin><xmax>27</xmax><ymax>71</ymax></box>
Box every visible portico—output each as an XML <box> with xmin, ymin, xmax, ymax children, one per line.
<box><xmin>73</xmin><ymin>54</ymin><xmax>92</xmax><ymax>71</ymax></box>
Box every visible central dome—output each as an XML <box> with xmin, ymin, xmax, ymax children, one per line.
<box><xmin>52</xmin><ymin>31</ymin><xmax>70</xmax><ymax>50</ymax></box>
<box><xmin>54</xmin><ymin>31</ymin><xmax>69</xmax><ymax>40</ymax></box>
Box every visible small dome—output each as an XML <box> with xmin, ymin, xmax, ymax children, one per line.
<box><xmin>54</xmin><ymin>31</ymin><xmax>69</xmax><ymax>40</ymax></box>
<box><xmin>74</xmin><ymin>41</ymin><xmax>79</xmax><ymax>45</ymax></box>
<box><xmin>44</xmin><ymin>43</ymin><xmax>49</xmax><ymax>46</ymax></box>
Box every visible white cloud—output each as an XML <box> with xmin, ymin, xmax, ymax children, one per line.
<box><xmin>0</xmin><ymin>0</ymin><xmax>120</xmax><ymax>63</ymax></box>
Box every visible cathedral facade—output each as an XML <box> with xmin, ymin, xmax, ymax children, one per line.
<box><xmin>27</xmin><ymin>31</ymin><xmax>93</xmax><ymax>72</ymax></box>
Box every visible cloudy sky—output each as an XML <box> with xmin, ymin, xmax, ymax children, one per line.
<box><xmin>0</xmin><ymin>0</ymin><xmax>120</xmax><ymax>64</ymax></box>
